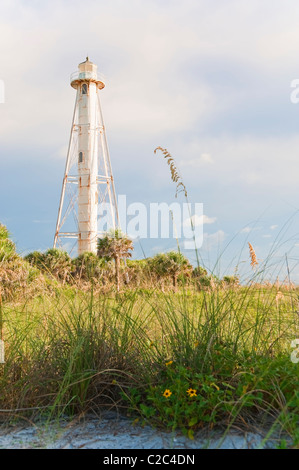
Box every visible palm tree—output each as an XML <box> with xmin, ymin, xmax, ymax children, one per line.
<box><xmin>97</xmin><ymin>229</ymin><xmax>133</xmax><ymax>292</ymax></box>
<box><xmin>72</xmin><ymin>252</ymin><xmax>105</xmax><ymax>281</ymax></box>
<box><xmin>25</xmin><ymin>248</ymin><xmax>72</xmax><ymax>284</ymax></box>
<box><xmin>149</xmin><ymin>251</ymin><xmax>192</xmax><ymax>291</ymax></box>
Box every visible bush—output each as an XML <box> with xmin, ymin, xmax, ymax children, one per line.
<box><xmin>0</xmin><ymin>224</ymin><xmax>43</xmax><ymax>300</ymax></box>
<box><xmin>148</xmin><ymin>251</ymin><xmax>193</xmax><ymax>290</ymax></box>
<box><xmin>72</xmin><ymin>252</ymin><xmax>105</xmax><ymax>281</ymax></box>
<box><xmin>25</xmin><ymin>248</ymin><xmax>72</xmax><ymax>283</ymax></box>
<box><xmin>0</xmin><ymin>224</ymin><xmax>17</xmax><ymax>262</ymax></box>
<box><xmin>222</xmin><ymin>275</ymin><xmax>240</xmax><ymax>287</ymax></box>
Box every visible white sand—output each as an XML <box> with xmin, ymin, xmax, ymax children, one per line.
<box><xmin>0</xmin><ymin>412</ymin><xmax>280</xmax><ymax>449</ymax></box>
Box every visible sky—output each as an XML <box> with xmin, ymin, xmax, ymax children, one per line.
<box><xmin>1</xmin><ymin>0</ymin><xmax>299</xmax><ymax>281</ymax></box>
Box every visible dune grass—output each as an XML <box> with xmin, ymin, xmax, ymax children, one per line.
<box><xmin>0</xmin><ymin>282</ymin><xmax>298</xmax><ymax>447</ymax></box>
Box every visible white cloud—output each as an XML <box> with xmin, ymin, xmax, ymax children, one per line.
<box><xmin>183</xmin><ymin>214</ymin><xmax>216</xmax><ymax>227</ymax></box>
<box><xmin>33</xmin><ymin>220</ymin><xmax>53</xmax><ymax>224</ymax></box>
<box><xmin>0</xmin><ymin>0</ymin><xmax>219</xmax><ymax>150</ymax></box>
<box><xmin>3</xmin><ymin>0</ymin><xmax>299</xmax><ymax>154</ymax></box>
<box><xmin>2</xmin><ymin>0</ymin><xmax>299</xmax><ymax>262</ymax></box>
<box><xmin>177</xmin><ymin>135</ymin><xmax>299</xmax><ymax>191</ymax></box>
<box><xmin>270</xmin><ymin>225</ymin><xmax>278</xmax><ymax>230</ymax></box>
<box><xmin>241</xmin><ymin>227</ymin><xmax>252</xmax><ymax>233</ymax></box>
<box><xmin>240</xmin><ymin>226</ymin><xmax>263</xmax><ymax>234</ymax></box>
<box><xmin>203</xmin><ymin>230</ymin><xmax>226</xmax><ymax>249</ymax></box>
<box><xmin>180</xmin><ymin>153</ymin><xmax>214</xmax><ymax>168</ymax></box>
<box><xmin>202</xmin><ymin>214</ymin><xmax>217</xmax><ymax>224</ymax></box>
<box><xmin>200</xmin><ymin>153</ymin><xmax>214</xmax><ymax>164</ymax></box>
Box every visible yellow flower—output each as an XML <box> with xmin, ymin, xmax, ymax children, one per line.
<box><xmin>194</xmin><ymin>341</ymin><xmax>199</xmax><ymax>347</ymax></box>
<box><xmin>187</xmin><ymin>388</ymin><xmax>197</xmax><ymax>397</ymax></box>
<box><xmin>165</xmin><ymin>360</ymin><xmax>173</xmax><ymax>367</ymax></box>
<box><xmin>163</xmin><ymin>389</ymin><xmax>172</xmax><ymax>398</ymax></box>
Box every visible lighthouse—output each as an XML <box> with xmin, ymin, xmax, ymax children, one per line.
<box><xmin>54</xmin><ymin>58</ymin><xmax>119</xmax><ymax>255</ymax></box>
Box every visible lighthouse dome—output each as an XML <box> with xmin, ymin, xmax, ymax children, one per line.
<box><xmin>70</xmin><ymin>57</ymin><xmax>105</xmax><ymax>90</ymax></box>
<box><xmin>79</xmin><ymin>57</ymin><xmax>97</xmax><ymax>74</ymax></box>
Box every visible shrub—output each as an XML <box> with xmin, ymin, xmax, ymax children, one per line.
<box><xmin>0</xmin><ymin>224</ymin><xmax>43</xmax><ymax>301</ymax></box>
<box><xmin>25</xmin><ymin>248</ymin><xmax>72</xmax><ymax>284</ymax></box>
<box><xmin>72</xmin><ymin>252</ymin><xmax>105</xmax><ymax>281</ymax></box>
<box><xmin>222</xmin><ymin>275</ymin><xmax>240</xmax><ymax>287</ymax></box>
<box><xmin>148</xmin><ymin>251</ymin><xmax>193</xmax><ymax>290</ymax></box>
<box><xmin>0</xmin><ymin>224</ymin><xmax>17</xmax><ymax>262</ymax></box>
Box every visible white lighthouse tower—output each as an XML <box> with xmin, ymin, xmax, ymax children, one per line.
<box><xmin>54</xmin><ymin>58</ymin><xmax>119</xmax><ymax>255</ymax></box>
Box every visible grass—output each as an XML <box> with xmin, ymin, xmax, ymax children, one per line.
<box><xmin>0</xmin><ymin>281</ymin><xmax>298</xmax><ymax>447</ymax></box>
<box><xmin>1</xmin><ymin>149</ymin><xmax>299</xmax><ymax>448</ymax></box>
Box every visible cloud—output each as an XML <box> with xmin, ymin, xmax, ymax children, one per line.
<box><xmin>2</xmin><ymin>0</ymin><xmax>299</xmax><ymax>266</ymax></box>
<box><xmin>270</xmin><ymin>225</ymin><xmax>278</xmax><ymax>230</ymax></box>
<box><xmin>202</xmin><ymin>214</ymin><xmax>217</xmax><ymax>224</ymax></box>
<box><xmin>33</xmin><ymin>219</ymin><xmax>53</xmax><ymax>224</ymax></box>
<box><xmin>3</xmin><ymin>0</ymin><xmax>299</xmax><ymax>153</ymax></box>
<box><xmin>203</xmin><ymin>230</ymin><xmax>226</xmax><ymax>249</ymax></box>
<box><xmin>177</xmin><ymin>135</ymin><xmax>299</xmax><ymax>192</ymax></box>
<box><xmin>0</xmin><ymin>0</ymin><xmax>219</xmax><ymax>151</ymax></box>
<box><xmin>200</xmin><ymin>153</ymin><xmax>214</xmax><ymax>164</ymax></box>
<box><xmin>241</xmin><ymin>227</ymin><xmax>252</xmax><ymax>233</ymax></box>
<box><xmin>180</xmin><ymin>152</ymin><xmax>214</xmax><ymax>168</ymax></box>
<box><xmin>183</xmin><ymin>214</ymin><xmax>216</xmax><ymax>228</ymax></box>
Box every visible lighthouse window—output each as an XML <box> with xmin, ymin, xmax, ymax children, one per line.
<box><xmin>78</xmin><ymin>151</ymin><xmax>84</xmax><ymax>163</ymax></box>
<box><xmin>82</xmin><ymin>83</ymin><xmax>88</xmax><ymax>95</ymax></box>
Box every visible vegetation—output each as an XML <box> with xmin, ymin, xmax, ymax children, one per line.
<box><xmin>72</xmin><ymin>252</ymin><xmax>105</xmax><ymax>282</ymax></box>
<box><xmin>0</xmin><ymin>224</ymin><xmax>298</xmax><ymax>449</ymax></box>
<box><xmin>25</xmin><ymin>248</ymin><xmax>73</xmax><ymax>284</ymax></box>
<box><xmin>148</xmin><ymin>251</ymin><xmax>193</xmax><ymax>291</ymax></box>
<box><xmin>0</xmin><ymin>225</ymin><xmax>42</xmax><ymax>302</ymax></box>
<box><xmin>0</xmin><ymin>151</ymin><xmax>298</xmax><ymax>448</ymax></box>
<box><xmin>0</xmin><ymin>225</ymin><xmax>16</xmax><ymax>262</ymax></box>
<box><xmin>97</xmin><ymin>228</ymin><xmax>133</xmax><ymax>292</ymax></box>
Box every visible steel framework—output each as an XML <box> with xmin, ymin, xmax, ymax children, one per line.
<box><xmin>53</xmin><ymin>58</ymin><xmax>119</xmax><ymax>255</ymax></box>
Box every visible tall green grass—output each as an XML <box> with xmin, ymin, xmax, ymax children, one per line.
<box><xmin>0</xmin><ymin>283</ymin><xmax>298</xmax><ymax>446</ymax></box>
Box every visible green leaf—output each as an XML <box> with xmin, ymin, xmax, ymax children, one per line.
<box><xmin>188</xmin><ymin>417</ymin><xmax>198</xmax><ymax>427</ymax></box>
<box><xmin>222</xmin><ymin>382</ymin><xmax>235</xmax><ymax>390</ymax></box>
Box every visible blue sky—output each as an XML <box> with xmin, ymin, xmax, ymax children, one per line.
<box><xmin>1</xmin><ymin>0</ymin><xmax>299</xmax><ymax>281</ymax></box>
